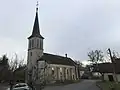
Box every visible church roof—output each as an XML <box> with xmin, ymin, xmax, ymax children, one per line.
<box><xmin>38</xmin><ymin>53</ymin><xmax>77</xmax><ymax>66</ymax></box>
<box><xmin>28</xmin><ymin>8</ymin><xmax>44</xmax><ymax>39</ymax></box>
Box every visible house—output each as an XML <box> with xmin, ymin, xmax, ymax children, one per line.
<box><xmin>26</xmin><ymin>6</ymin><xmax>79</xmax><ymax>85</ymax></box>
<box><xmin>93</xmin><ymin>58</ymin><xmax>120</xmax><ymax>82</ymax></box>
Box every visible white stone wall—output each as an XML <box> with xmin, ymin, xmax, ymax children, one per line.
<box><xmin>104</xmin><ymin>73</ymin><xmax>120</xmax><ymax>82</ymax></box>
<box><xmin>48</xmin><ymin>64</ymin><xmax>77</xmax><ymax>81</ymax></box>
<box><xmin>27</xmin><ymin>37</ymin><xmax>43</xmax><ymax>71</ymax></box>
<box><xmin>75</xmin><ymin>68</ymin><xmax>79</xmax><ymax>80</ymax></box>
<box><xmin>27</xmin><ymin>36</ymin><xmax>44</xmax><ymax>84</ymax></box>
<box><xmin>117</xmin><ymin>74</ymin><xmax>120</xmax><ymax>82</ymax></box>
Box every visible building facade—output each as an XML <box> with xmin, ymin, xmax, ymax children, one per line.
<box><xmin>27</xmin><ymin>7</ymin><xmax>79</xmax><ymax>85</ymax></box>
<box><xmin>93</xmin><ymin>59</ymin><xmax>120</xmax><ymax>82</ymax></box>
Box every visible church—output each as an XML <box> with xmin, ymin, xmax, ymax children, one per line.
<box><xmin>27</xmin><ymin>6</ymin><xmax>79</xmax><ymax>85</ymax></box>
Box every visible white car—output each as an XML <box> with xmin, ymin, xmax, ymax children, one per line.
<box><xmin>12</xmin><ymin>83</ymin><xmax>31</xmax><ymax>90</ymax></box>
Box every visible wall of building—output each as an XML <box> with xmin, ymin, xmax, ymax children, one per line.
<box><xmin>27</xmin><ymin>50</ymin><xmax>43</xmax><ymax>70</ymax></box>
<box><xmin>117</xmin><ymin>74</ymin><xmax>120</xmax><ymax>82</ymax></box>
<box><xmin>47</xmin><ymin>64</ymin><xmax>77</xmax><ymax>81</ymax></box>
<box><xmin>104</xmin><ymin>73</ymin><xmax>120</xmax><ymax>82</ymax></box>
<box><xmin>32</xmin><ymin>60</ymin><xmax>47</xmax><ymax>84</ymax></box>
<box><xmin>104</xmin><ymin>73</ymin><xmax>113</xmax><ymax>81</ymax></box>
<box><xmin>27</xmin><ymin>37</ymin><xmax>43</xmax><ymax>71</ymax></box>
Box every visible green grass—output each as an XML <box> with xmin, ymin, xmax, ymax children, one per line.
<box><xmin>97</xmin><ymin>81</ymin><xmax>120</xmax><ymax>90</ymax></box>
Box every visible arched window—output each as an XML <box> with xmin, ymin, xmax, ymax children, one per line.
<box><xmin>52</xmin><ymin>67</ymin><xmax>54</xmax><ymax>75</ymax></box>
<box><xmin>37</xmin><ymin>39</ymin><xmax>39</xmax><ymax>48</ymax></box>
<box><xmin>67</xmin><ymin>69</ymin><xmax>69</xmax><ymax>74</ymax></box>
<box><xmin>60</xmin><ymin>68</ymin><xmax>62</xmax><ymax>72</ymax></box>
<box><xmin>40</xmin><ymin>39</ymin><xmax>43</xmax><ymax>49</ymax></box>
<box><xmin>29</xmin><ymin>40</ymin><xmax>31</xmax><ymax>49</ymax></box>
<box><xmin>30</xmin><ymin>52</ymin><xmax>32</xmax><ymax>56</ymax></box>
<box><xmin>32</xmin><ymin>39</ymin><xmax>34</xmax><ymax>48</ymax></box>
<box><xmin>41</xmin><ymin>40</ymin><xmax>43</xmax><ymax>49</ymax></box>
<box><xmin>73</xmin><ymin>75</ymin><xmax>75</xmax><ymax>80</ymax></box>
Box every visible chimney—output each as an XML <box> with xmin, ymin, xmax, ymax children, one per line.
<box><xmin>65</xmin><ymin>54</ymin><xmax>67</xmax><ymax>58</ymax></box>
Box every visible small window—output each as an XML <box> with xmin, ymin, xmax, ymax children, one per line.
<box><xmin>30</xmin><ymin>52</ymin><xmax>32</xmax><ymax>56</ymax></box>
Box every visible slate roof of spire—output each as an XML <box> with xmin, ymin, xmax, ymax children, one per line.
<box><xmin>37</xmin><ymin>53</ymin><xmax>77</xmax><ymax>66</ymax></box>
<box><xmin>28</xmin><ymin>8</ymin><xmax>44</xmax><ymax>39</ymax></box>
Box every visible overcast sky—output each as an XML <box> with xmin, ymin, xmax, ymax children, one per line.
<box><xmin>0</xmin><ymin>0</ymin><xmax>120</xmax><ymax>64</ymax></box>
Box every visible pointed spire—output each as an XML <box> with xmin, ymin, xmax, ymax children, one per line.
<box><xmin>28</xmin><ymin>2</ymin><xmax>44</xmax><ymax>39</ymax></box>
<box><xmin>36</xmin><ymin>1</ymin><xmax>39</xmax><ymax>13</ymax></box>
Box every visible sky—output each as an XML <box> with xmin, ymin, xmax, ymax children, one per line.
<box><xmin>0</xmin><ymin>0</ymin><xmax>120</xmax><ymax>64</ymax></box>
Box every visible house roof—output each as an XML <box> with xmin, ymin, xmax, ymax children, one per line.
<box><xmin>93</xmin><ymin>58</ymin><xmax>120</xmax><ymax>74</ymax></box>
<box><xmin>38</xmin><ymin>53</ymin><xmax>76</xmax><ymax>66</ymax></box>
<box><xmin>28</xmin><ymin>7</ymin><xmax>44</xmax><ymax>39</ymax></box>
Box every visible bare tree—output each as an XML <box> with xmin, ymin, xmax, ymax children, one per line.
<box><xmin>87</xmin><ymin>50</ymin><xmax>105</xmax><ymax>79</ymax></box>
<box><xmin>9</xmin><ymin>53</ymin><xmax>24</xmax><ymax>72</ymax></box>
<box><xmin>88</xmin><ymin>50</ymin><xmax>104</xmax><ymax>64</ymax></box>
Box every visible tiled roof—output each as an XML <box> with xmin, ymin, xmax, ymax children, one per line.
<box><xmin>38</xmin><ymin>53</ymin><xmax>76</xmax><ymax>66</ymax></box>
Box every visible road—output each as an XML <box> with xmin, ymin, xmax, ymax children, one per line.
<box><xmin>43</xmin><ymin>80</ymin><xmax>100</xmax><ymax>90</ymax></box>
<box><xmin>4</xmin><ymin>80</ymin><xmax>99</xmax><ymax>90</ymax></box>
<box><xmin>0</xmin><ymin>83</ymin><xmax>9</xmax><ymax>90</ymax></box>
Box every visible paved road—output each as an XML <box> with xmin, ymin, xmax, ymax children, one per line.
<box><xmin>43</xmin><ymin>80</ymin><xmax>100</xmax><ymax>90</ymax></box>
<box><xmin>4</xmin><ymin>80</ymin><xmax>99</xmax><ymax>90</ymax></box>
<box><xmin>0</xmin><ymin>84</ymin><xmax>9</xmax><ymax>90</ymax></box>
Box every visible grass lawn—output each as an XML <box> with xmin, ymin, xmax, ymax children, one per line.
<box><xmin>97</xmin><ymin>81</ymin><xmax>120</xmax><ymax>90</ymax></box>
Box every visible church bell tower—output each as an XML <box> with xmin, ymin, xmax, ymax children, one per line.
<box><xmin>27</xmin><ymin>6</ymin><xmax>44</xmax><ymax>71</ymax></box>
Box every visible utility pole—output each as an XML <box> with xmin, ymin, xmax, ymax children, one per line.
<box><xmin>108</xmin><ymin>48</ymin><xmax>118</xmax><ymax>83</ymax></box>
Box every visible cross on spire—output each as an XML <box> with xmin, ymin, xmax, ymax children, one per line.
<box><xmin>36</xmin><ymin>1</ymin><xmax>39</xmax><ymax>7</ymax></box>
<box><xmin>36</xmin><ymin>1</ymin><xmax>39</xmax><ymax>12</ymax></box>
<box><xmin>28</xmin><ymin>1</ymin><xmax>44</xmax><ymax>39</ymax></box>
